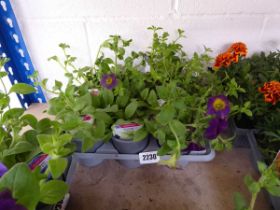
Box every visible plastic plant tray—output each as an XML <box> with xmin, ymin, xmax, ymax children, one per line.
<box><xmin>66</xmin><ymin>138</ymin><xmax>215</xmax><ymax>184</ymax></box>
<box><xmin>247</xmin><ymin>130</ymin><xmax>279</xmax><ymax>210</ymax></box>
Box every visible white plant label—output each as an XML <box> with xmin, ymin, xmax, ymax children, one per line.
<box><xmin>139</xmin><ymin>151</ymin><xmax>160</xmax><ymax>165</ymax></box>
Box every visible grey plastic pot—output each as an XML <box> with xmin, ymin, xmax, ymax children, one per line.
<box><xmin>247</xmin><ymin>130</ymin><xmax>280</xmax><ymax>210</ymax></box>
<box><xmin>72</xmin><ymin>140</ymin><xmax>104</xmax><ymax>167</ymax></box>
<box><xmin>112</xmin><ymin>135</ymin><xmax>149</xmax><ymax>168</ymax></box>
<box><xmin>73</xmin><ymin>139</ymin><xmax>104</xmax><ymax>153</ymax></box>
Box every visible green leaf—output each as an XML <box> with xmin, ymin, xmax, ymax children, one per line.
<box><xmin>94</xmin><ymin>112</ymin><xmax>113</xmax><ymax>125</ymax></box>
<box><xmin>94</xmin><ymin>120</ymin><xmax>106</xmax><ymax>139</ymax></box>
<box><xmin>156</xmin><ymin>86</ymin><xmax>169</xmax><ymax>99</ymax></box>
<box><xmin>155</xmin><ymin>129</ymin><xmax>166</xmax><ymax>144</ymax></box>
<box><xmin>37</xmin><ymin>134</ymin><xmax>54</xmax><ymax>154</ymax></box>
<box><xmin>0</xmin><ymin>163</ymin><xmax>40</xmax><ymax>210</ymax></box>
<box><xmin>2</xmin><ymin>108</ymin><xmax>24</xmax><ymax>123</ymax></box>
<box><xmin>116</xmin><ymin>95</ymin><xmax>129</xmax><ymax>107</ymax></box>
<box><xmin>174</xmin><ymin>99</ymin><xmax>187</xmax><ymax>110</ymax></box>
<box><xmin>48</xmin><ymin>158</ymin><xmax>67</xmax><ymax>179</ymax></box>
<box><xmin>61</xmin><ymin>114</ymin><xmax>81</xmax><ymax>130</ymax></box>
<box><xmin>156</xmin><ymin>105</ymin><xmax>176</xmax><ymax>124</ymax></box>
<box><xmin>102</xmin><ymin>89</ymin><xmax>114</xmax><ymax>105</ymax></box>
<box><xmin>22</xmin><ymin>130</ymin><xmax>39</xmax><ymax>146</ymax></box>
<box><xmin>54</xmin><ymin>80</ymin><xmax>63</xmax><ymax>90</ymax></box>
<box><xmin>233</xmin><ymin>192</ymin><xmax>247</xmax><ymax>210</ymax></box>
<box><xmin>73</xmin><ymin>93</ymin><xmax>92</xmax><ymax>112</ymax></box>
<box><xmin>0</xmin><ymin>71</ymin><xmax>8</xmax><ymax>78</ymax></box>
<box><xmin>101</xmin><ymin>61</ymin><xmax>110</xmax><ymax>72</ymax></box>
<box><xmin>100</xmin><ymin>104</ymin><xmax>119</xmax><ymax>113</ymax></box>
<box><xmin>57</xmin><ymin>133</ymin><xmax>72</xmax><ymax>147</ymax></box>
<box><xmin>244</xmin><ymin>175</ymin><xmax>260</xmax><ymax>193</ymax></box>
<box><xmin>37</xmin><ymin>118</ymin><xmax>52</xmax><ymax>132</ymax></box>
<box><xmin>59</xmin><ymin>43</ymin><xmax>70</xmax><ymax>49</ymax></box>
<box><xmin>169</xmin><ymin>119</ymin><xmax>186</xmax><ymax>140</ymax></box>
<box><xmin>167</xmin><ymin>140</ymin><xmax>176</xmax><ymax>148</ymax></box>
<box><xmin>265</xmin><ymin>184</ymin><xmax>280</xmax><ymax>196</ymax></box>
<box><xmin>257</xmin><ymin>161</ymin><xmax>267</xmax><ymax>173</ymax></box>
<box><xmin>140</xmin><ymin>88</ymin><xmax>149</xmax><ymax>100</ymax></box>
<box><xmin>157</xmin><ymin>143</ymin><xmax>171</xmax><ymax>156</ymax></box>
<box><xmin>39</xmin><ymin>180</ymin><xmax>68</xmax><ymax>204</ymax></box>
<box><xmin>48</xmin><ymin>98</ymin><xmax>65</xmax><ymax>115</ymax></box>
<box><xmin>147</xmin><ymin>89</ymin><xmax>158</xmax><ymax>106</ymax></box>
<box><xmin>0</xmin><ymin>95</ymin><xmax>10</xmax><ymax>109</ymax></box>
<box><xmin>9</xmin><ymin>83</ymin><xmax>36</xmax><ymax>94</ymax></box>
<box><xmin>125</xmin><ymin>101</ymin><xmax>138</xmax><ymax>119</ymax></box>
<box><xmin>65</xmin><ymin>85</ymin><xmax>75</xmax><ymax>97</ymax></box>
<box><xmin>21</xmin><ymin>114</ymin><xmax>38</xmax><ymax>129</ymax></box>
<box><xmin>3</xmin><ymin>141</ymin><xmax>34</xmax><ymax>156</ymax></box>
<box><xmin>242</xmin><ymin>109</ymin><xmax>253</xmax><ymax>117</ymax></box>
<box><xmin>133</xmin><ymin>128</ymin><xmax>148</xmax><ymax>142</ymax></box>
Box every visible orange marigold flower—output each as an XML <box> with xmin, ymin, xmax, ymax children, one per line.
<box><xmin>259</xmin><ymin>81</ymin><xmax>280</xmax><ymax>105</ymax></box>
<box><xmin>227</xmin><ymin>42</ymin><xmax>247</xmax><ymax>57</ymax></box>
<box><xmin>231</xmin><ymin>54</ymin><xmax>239</xmax><ymax>63</ymax></box>
<box><xmin>213</xmin><ymin>52</ymin><xmax>233</xmax><ymax>70</ymax></box>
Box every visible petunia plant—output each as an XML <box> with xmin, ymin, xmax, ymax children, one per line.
<box><xmin>0</xmin><ymin>57</ymin><xmax>71</xmax><ymax>210</ymax></box>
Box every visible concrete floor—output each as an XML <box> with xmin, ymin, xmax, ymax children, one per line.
<box><xmin>26</xmin><ymin>104</ymin><xmax>272</xmax><ymax>210</ymax></box>
<box><xmin>66</xmin><ymin>149</ymin><xmax>271</xmax><ymax>210</ymax></box>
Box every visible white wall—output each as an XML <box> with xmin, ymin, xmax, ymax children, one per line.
<box><xmin>10</xmin><ymin>0</ymin><xmax>280</xmax><ymax>99</ymax></box>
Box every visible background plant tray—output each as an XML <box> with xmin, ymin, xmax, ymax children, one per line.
<box><xmin>247</xmin><ymin>130</ymin><xmax>280</xmax><ymax>210</ymax></box>
<box><xmin>66</xmin><ymin>138</ymin><xmax>215</xmax><ymax>184</ymax></box>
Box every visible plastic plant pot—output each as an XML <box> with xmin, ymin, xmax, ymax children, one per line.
<box><xmin>73</xmin><ymin>139</ymin><xmax>104</xmax><ymax>153</ymax></box>
<box><xmin>72</xmin><ymin>140</ymin><xmax>104</xmax><ymax>167</ymax></box>
<box><xmin>234</xmin><ymin>115</ymin><xmax>256</xmax><ymax>130</ymax></box>
<box><xmin>112</xmin><ymin>135</ymin><xmax>149</xmax><ymax>168</ymax></box>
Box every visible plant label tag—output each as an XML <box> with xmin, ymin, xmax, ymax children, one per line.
<box><xmin>28</xmin><ymin>153</ymin><xmax>50</xmax><ymax>173</ymax></box>
<box><xmin>113</xmin><ymin>123</ymin><xmax>143</xmax><ymax>139</ymax></box>
<box><xmin>139</xmin><ymin>151</ymin><xmax>160</xmax><ymax>165</ymax></box>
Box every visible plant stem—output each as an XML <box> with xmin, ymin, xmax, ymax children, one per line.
<box><xmin>0</xmin><ymin>76</ymin><xmax>11</xmax><ymax>109</ymax></box>
<box><xmin>60</xmin><ymin>49</ymin><xmax>82</xmax><ymax>85</ymax></box>
<box><xmin>114</xmin><ymin>53</ymin><xmax>118</xmax><ymax>74</ymax></box>
<box><xmin>92</xmin><ymin>44</ymin><xmax>103</xmax><ymax>75</ymax></box>
<box><xmin>249</xmin><ymin>192</ymin><xmax>258</xmax><ymax>210</ymax></box>
<box><xmin>169</xmin><ymin>122</ymin><xmax>181</xmax><ymax>157</ymax></box>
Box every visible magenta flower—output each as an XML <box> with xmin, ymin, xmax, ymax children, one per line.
<box><xmin>0</xmin><ymin>190</ymin><xmax>27</xmax><ymax>210</ymax></box>
<box><xmin>100</xmin><ymin>73</ymin><xmax>118</xmax><ymax>90</ymax></box>
<box><xmin>83</xmin><ymin>115</ymin><xmax>92</xmax><ymax>121</ymax></box>
<box><xmin>204</xmin><ymin>117</ymin><xmax>228</xmax><ymax>140</ymax></box>
<box><xmin>0</xmin><ymin>162</ymin><xmax>7</xmax><ymax>177</ymax></box>
<box><xmin>207</xmin><ymin>95</ymin><xmax>230</xmax><ymax>119</ymax></box>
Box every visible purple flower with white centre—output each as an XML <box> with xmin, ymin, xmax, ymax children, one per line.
<box><xmin>207</xmin><ymin>95</ymin><xmax>230</xmax><ymax>119</ymax></box>
<box><xmin>0</xmin><ymin>162</ymin><xmax>7</xmax><ymax>177</ymax></box>
<box><xmin>100</xmin><ymin>73</ymin><xmax>118</xmax><ymax>90</ymax></box>
<box><xmin>204</xmin><ymin>117</ymin><xmax>228</xmax><ymax>140</ymax></box>
<box><xmin>0</xmin><ymin>190</ymin><xmax>27</xmax><ymax>210</ymax></box>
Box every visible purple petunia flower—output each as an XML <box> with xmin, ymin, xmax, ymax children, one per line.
<box><xmin>0</xmin><ymin>190</ymin><xmax>27</xmax><ymax>210</ymax></box>
<box><xmin>181</xmin><ymin>142</ymin><xmax>205</xmax><ymax>155</ymax></box>
<box><xmin>0</xmin><ymin>162</ymin><xmax>7</xmax><ymax>177</ymax></box>
<box><xmin>204</xmin><ymin>117</ymin><xmax>228</xmax><ymax>140</ymax></box>
<box><xmin>207</xmin><ymin>95</ymin><xmax>230</xmax><ymax>119</ymax></box>
<box><xmin>100</xmin><ymin>73</ymin><xmax>118</xmax><ymax>90</ymax></box>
